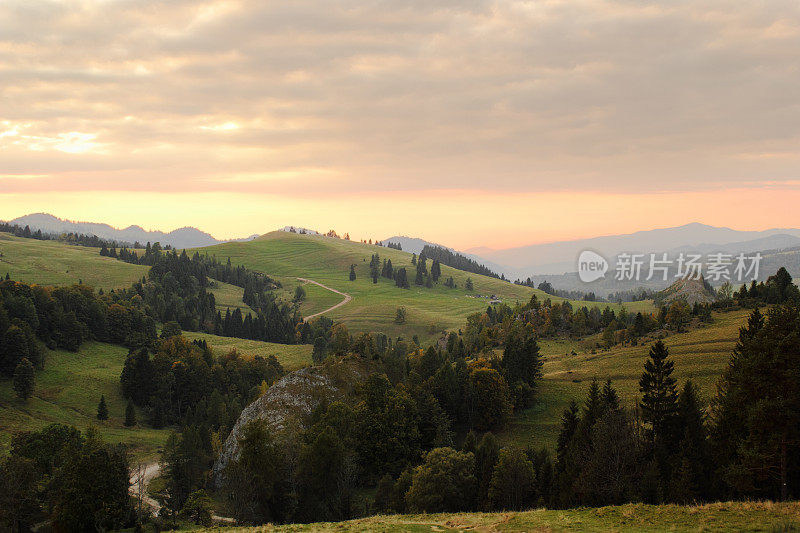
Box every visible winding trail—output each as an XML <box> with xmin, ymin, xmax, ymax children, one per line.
<box><xmin>130</xmin><ymin>462</ymin><xmax>234</xmax><ymax>524</ymax></box>
<box><xmin>297</xmin><ymin>277</ymin><xmax>352</xmax><ymax>321</ymax></box>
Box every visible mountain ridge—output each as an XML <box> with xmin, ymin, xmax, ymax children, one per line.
<box><xmin>5</xmin><ymin>213</ymin><xmax>258</xmax><ymax>249</ymax></box>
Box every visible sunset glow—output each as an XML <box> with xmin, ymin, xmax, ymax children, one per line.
<box><xmin>2</xmin><ymin>0</ymin><xmax>799</xmax><ymax>247</ymax></box>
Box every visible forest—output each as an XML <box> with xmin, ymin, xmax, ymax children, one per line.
<box><xmin>1</xmin><ymin>227</ymin><xmax>799</xmax><ymax>530</ymax></box>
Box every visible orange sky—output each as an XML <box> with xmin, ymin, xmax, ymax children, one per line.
<box><xmin>2</xmin><ymin>187</ymin><xmax>799</xmax><ymax>250</ymax></box>
<box><xmin>1</xmin><ymin>0</ymin><xmax>799</xmax><ymax>249</ymax></box>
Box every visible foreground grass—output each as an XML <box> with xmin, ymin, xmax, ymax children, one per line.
<box><xmin>499</xmin><ymin>309</ymin><xmax>749</xmax><ymax>451</ymax></box>
<box><xmin>196</xmin><ymin>232</ymin><xmax>654</xmax><ymax>345</ymax></box>
<box><xmin>0</xmin><ymin>342</ymin><xmax>169</xmax><ymax>459</ymax></box>
<box><xmin>206</xmin><ymin>501</ymin><xmax>800</xmax><ymax>532</ymax></box>
<box><xmin>0</xmin><ymin>232</ymin><xmax>148</xmax><ymax>291</ymax></box>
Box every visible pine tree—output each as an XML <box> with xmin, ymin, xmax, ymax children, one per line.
<box><xmin>465</xmin><ymin>278</ymin><xmax>474</xmax><ymax>291</ymax></box>
<box><xmin>601</xmin><ymin>379</ymin><xmax>620</xmax><ymax>411</ymax></box>
<box><xmin>124</xmin><ymin>400</ymin><xmax>136</xmax><ymax>427</ymax></box>
<box><xmin>13</xmin><ymin>357</ymin><xmax>35</xmax><ymax>400</ymax></box>
<box><xmin>639</xmin><ymin>340</ymin><xmax>679</xmax><ymax>460</ymax></box>
<box><xmin>431</xmin><ymin>259</ymin><xmax>441</xmax><ymax>282</ymax></box>
<box><xmin>415</xmin><ymin>267</ymin><xmax>424</xmax><ymax>286</ymax></box>
<box><xmin>349</xmin><ymin>264</ymin><xmax>356</xmax><ymax>281</ymax></box>
<box><xmin>97</xmin><ymin>395</ymin><xmax>109</xmax><ymax>420</ymax></box>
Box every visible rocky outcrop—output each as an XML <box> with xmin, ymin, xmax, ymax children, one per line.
<box><xmin>654</xmin><ymin>276</ymin><xmax>717</xmax><ymax>306</ymax></box>
<box><xmin>212</xmin><ymin>356</ymin><xmax>372</xmax><ymax>486</ymax></box>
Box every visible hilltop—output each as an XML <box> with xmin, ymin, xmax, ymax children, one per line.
<box><xmin>654</xmin><ymin>276</ymin><xmax>717</xmax><ymax>306</ymax></box>
<box><xmin>0</xmin><ymin>232</ymin><xmax>148</xmax><ymax>290</ymax></box>
<box><xmin>195</xmin><ymin>231</ymin><xmax>653</xmax><ymax>344</ymax></box>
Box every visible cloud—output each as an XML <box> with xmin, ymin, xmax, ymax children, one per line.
<box><xmin>0</xmin><ymin>0</ymin><xmax>798</xmax><ymax>199</ymax></box>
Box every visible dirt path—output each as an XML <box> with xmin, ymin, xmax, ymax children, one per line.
<box><xmin>298</xmin><ymin>277</ymin><xmax>352</xmax><ymax>321</ymax></box>
<box><xmin>130</xmin><ymin>462</ymin><xmax>162</xmax><ymax>514</ymax></box>
<box><xmin>130</xmin><ymin>462</ymin><xmax>234</xmax><ymax>523</ymax></box>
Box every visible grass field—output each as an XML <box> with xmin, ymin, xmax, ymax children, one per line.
<box><xmin>0</xmin><ymin>342</ymin><xmax>170</xmax><ymax>460</ymax></box>
<box><xmin>0</xmin><ymin>232</ymin><xmax>148</xmax><ymax>291</ymax></box>
<box><xmin>196</xmin><ymin>232</ymin><xmax>655</xmax><ymax>345</ymax></box>
<box><xmin>499</xmin><ymin>309</ymin><xmax>750</xmax><ymax>451</ymax></box>
<box><xmin>210</xmin><ymin>281</ymin><xmax>257</xmax><ymax>317</ymax></box>
<box><xmin>183</xmin><ymin>331</ymin><xmax>313</xmax><ymax>371</ymax></box>
<box><xmin>206</xmin><ymin>501</ymin><xmax>800</xmax><ymax>532</ymax></box>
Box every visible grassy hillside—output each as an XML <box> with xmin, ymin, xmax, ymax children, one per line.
<box><xmin>0</xmin><ymin>232</ymin><xmax>149</xmax><ymax>291</ymax></box>
<box><xmin>0</xmin><ymin>342</ymin><xmax>169</xmax><ymax>459</ymax></box>
<box><xmin>0</xmin><ymin>333</ymin><xmax>313</xmax><ymax>459</ymax></box>
<box><xmin>205</xmin><ymin>501</ymin><xmax>800</xmax><ymax>532</ymax></box>
<box><xmin>183</xmin><ymin>331</ymin><xmax>312</xmax><ymax>371</ymax></box>
<box><xmin>197</xmin><ymin>232</ymin><xmax>654</xmax><ymax>344</ymax></box>
<box><xmin>210</xmin><ymin>280</ymin><xmax>257</xmax><ymax>317</ymax></box>
<box><xmin>500</xmin><ymin>309</ymin><xmax>749</xmax><ymax>450</ymax></box>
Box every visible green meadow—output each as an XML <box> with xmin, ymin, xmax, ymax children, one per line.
<box><xmin>0</xmin><ymin>232</ymin><xmax>149</xmax><ymax>291</ymax></box>
<box><xmin>0</xmin><ymin>342</ymin><xmax>169</xmax><ymax>460</ymax></box>
<box><xmin>196</xmin><ymin>231</ymin><xmax>654</xmax><ymax>345</ymax></box>
<box><xmin>182</xmin><ymin>331</ymin><xmax>313</xmax><ymax>371</ymax></box>
<box><xmin>210</xmin><ymin>280</ymin><xmax>258</xmax><ymax>316</ymax></box>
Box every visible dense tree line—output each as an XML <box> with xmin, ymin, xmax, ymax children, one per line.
<box><xmin>107</xmin><ymin>245</ymin><xmax>300</xmax><ymax>343</ymax></box>
<box><xmin>121</xmin><ymin>335</ymin><xmax>284</xmax><ymax>431</ymax></box>
<box><xmin>0</xmin><ymin>425</ymin><xmax>132</xmax><ymax>532</ymax></box>
<box><xmin>733</xmin><ymin>267</ymin><xmax>800</xmax><ymax>307</ymax></box>
<box><xmin>421</xmin><ymin>245</ymin><xmax>499</xmax><ymax>279</ymax></box>
<box><xmin>0</xmin><ymin>279</ymin><xmax>156</xmax><ymax>376</ymax></box>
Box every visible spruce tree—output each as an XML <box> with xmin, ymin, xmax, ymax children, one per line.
<box><xmin>124</xmin><ymin>400</ymin><xmax>136</xmax><ymax>427</ymax></box>
<box><xmin>639</xmin><ymin>341</ymin><xmax>679</xmax><ymax>457</ymax></box>
<box><xmin>13</xmin><ymin>357</ymin><xmax>35</xmax><ymax>400</ymax></box>
<box><xmin>349</xmin><ymin>264</ymin><xmax>356</xmax><ymax>281</ymax></box>
<box><xmin>601</xmin><ymin>379</ymin><xmax>620</xmax><ymax>411</ymax></box>
<box><xmin>97</xmin><ymin>395</ymin><xmax>109</xmax><ymax>420</ymax></box>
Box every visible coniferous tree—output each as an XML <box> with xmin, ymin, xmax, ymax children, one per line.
<box><xmin>431</xmin><ymin>259</ymin><xmax>441</xmax><ymax>282</ymax></box>
<box><xmin>97</xmin><ymin>395</ymin><xmax>109</xmax><ymax>420</ymax></box>
<box><xmin>124</xmin><ymin>401</ymin><xmax>136</xmax><ymax>427</ymax></box>
<box><xmin>601</xmin><ymin>379</ymin><xmax>620</xmax><ymax>411</ymax></box>
<box><xmin>711</xmin><ymin>306</ymin><xmax>800</xmax><ymax>501</ymax></box>
<box><xmin>349</xmin><ymin>265</ymin><xmax>356</xmax><ymax>281</ymax></box>
<box><xmin>639</xmin><ymin>340</ymin><xmax>679</xmax><ymax>488</ymax></box>
<box><xmin>13</xmin><ymin>358</ymin><xmax>35</xmax><ymax>400</ymax></box>
<box><xmin>465</xmin><ymin>278</ymin><xmax>474</xmax><ymax>291</ymax></box>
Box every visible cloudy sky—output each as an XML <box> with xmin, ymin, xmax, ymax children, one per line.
<box><xmin>1</xmin><ymin>0</ymin><xmax>799</xmax><ymax>248</ymax></box>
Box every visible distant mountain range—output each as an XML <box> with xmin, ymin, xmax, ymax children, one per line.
<box><xmin>5</xmin><ymin>213</ymin><xmax>258</xmax><ymax>249</ymax></box>
<box><xmin>386</xmin><ymin>223</ymin><xmax>800</xmax><ymax>296</ymax></box>
<box><xmin>465</xmin><ymin>222</ymin><xmax>800</xmax><ymax>277</ymax></box>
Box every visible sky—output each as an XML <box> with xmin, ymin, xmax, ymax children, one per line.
<box><xmin>1</xmin><ymin>0</ymin><xmax>799</xmax><ymax>249</ymax></box>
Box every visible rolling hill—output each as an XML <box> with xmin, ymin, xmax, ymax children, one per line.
<box><xmin>502</xmin><ymin>308</ymin><xmax>748</xmax><ymax>451</ymax></box>
<box><xmin>195</xmin><ymin>231</ymin><xmax>654</xmax><ymax>345</ymax></box>
<box><xmin>0</xmin><ymin>232</ymin><xmax>149</xmax><ymax>291</ymax></box>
